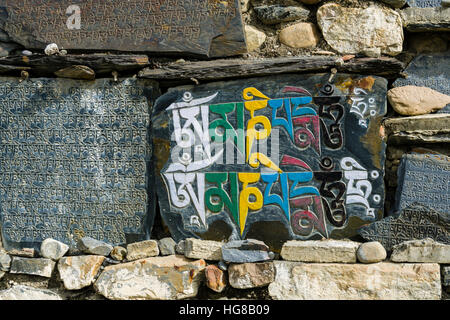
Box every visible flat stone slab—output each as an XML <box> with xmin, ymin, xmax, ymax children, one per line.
<box><xmin>152</xmin><ymin>73</ymin><xmax>387</xmax><ymax>249</ymax></box>
<box><xmin>400</xmin><ymin>7</ymin><xmax>450</xmax><ymax>32</ymax></box>
<box><xmin>280</xmin><ymin>239</ymin><xmax>360</xmax><ymax>263</ymax></box>
<box><xmin>222</xmin><ymin>239</ymin><xmax>272</xmax><ymax>263</ymax></box>
<box><xmin>390</xmin><ymin>238</ymin><xmax>450</xmax><ymax>263</ymax></box>
<box><xmin>0</xmin><ymin>78</ymin><xmax>159</xmax><ymax>252</ymax></box>
<box><xmin>394</xmin><ymin>153</ymin><xmax>450</xmax><ymax>215</ymax></box>
<box><xmin>228</xmin><ymin>262</ymin><xmax>275</xmax><ymax>289</ymax></box>
<box><xmin>126</xmin><ymin>240</ymin><xmax>159</xmax><ymax>261</ymax></box>
<box><xmin>393</xmin><ymin>53</ymin><xmax>449</xmax><ymax>113</ymax></box>
<box><xmin>268</xmin><ymin>261</ymin><xmax>441</xmax><ymax>300</ymax></box>
<box><xmin>184</xmin><ymin>238</ymin><xmax>223</xmax><ymax>261</ymax></box>
<box><xmin>9</xmin><ymin>257</ymin><xmax>56</xmax><ymax>278</ymax></box>
<box><xmin>0</xmin><ymin>285</ymin><xmax>63</xmax><ymax>300</ymax></box>
<box><xmin>0</xmin><ymin>0</ymin><xmax>246</xmax><ymax>58</ymax></box>
<box><xmin>94</xmin><ymin>255</ymin><xmax>206</xmax><ymax>300</ymax></box>
<box><xmin>358</xmin><ymin>203</ymin><xmax>450</xmax><ymax>251</ymax></box>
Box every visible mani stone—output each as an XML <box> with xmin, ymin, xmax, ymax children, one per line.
<box><xmin>387</xmin><ymin>86</ymin><xmax>450</xmax><ymax>115</ymax></box>
<box><xmin>78</xmin><ymin>237</ymin><xmax>113</xmax><ymax>257</ymax></box>
<box><xmin>356</xmin><ymin>241</ymin><xmax>387</xmax><ymax>263</ymax></box>
<box><xmin>358</xmin><ymin>204</ymin><xmax>450</xmax><ymax>252</ymax></box>
<box><xmin>390</xmin><ymin>238</ymin><xmax>450</xmax><ymax>263</ymax></box>
<box><xmin>407</xmin><ymin>0</ymin><xmax>442</xmax><ymax>6</ymax></box>
<box><xmin>253</xmin><ymin>5</ymin><xmax>310</xmax><ymax>24</ymax></box>
<box><xmin>0</xmin><ymin>285</ymin><xmax>63</xmax><ymax>300</ymax></box>
<box><xmin>0</xmin><ymin>0</ymin><xmax>246</xmax><ymax>58</ymax></box>
<box><xmin>94</xmin><ymin>255</ymin><xmax>206</xmax><ymax>300</ymax></box>
<box><xmin>268</xmin><ymin>261</ymin><xmax>441</xmax><ymax>300</ymax></box>
<box><xmin>394</xmin><ymin>153</ymin><xmax>450</xmax><ymax>215</ymax></box>
<box><xmin>9</xmin><ymin>257</ymin><xmax>56</xmax><ymax>278</ymax></box>
<box><xmin>316</xmin><ymin>3</ymin><xmax>403</xmax><ymax>56</ymax></box>
<box><xmin>400</xmin><ymin>6</ymin><xmax>450</xmax><ymax>31</ymax></box>
<box><xmin>126</xmin><ymin>240</ymin><xmax>159</xmax><ymax>261</ymax></box>
<box><xmin>57</xmin><ymin>255</ymin><xmax>105</xmax><ymax>290</ymax></box>
<box><xmin>158</xmin><ymin>238</ymin><xmax>177</xmax><ymax>256</ymax></box>
<box><xmin>0</xmin><ymin>78</ymin><xmax>159</xmax><ymax>253</ymax></box>
<box><xmin>278</xmin><ymin>22</ymin><xmax>320</xmax><ymax>48</ymax></box>
<box><xmin>40</xmin><ymin>238</ymin><xmax>69</xmax><ymax>261</ymax></box>
<box><xmin>280</xmin><ymin>240</ymin><xmax>360</xmax><ymax>263</ymax></box>
<box><xmin>205</xmin><ymin>264</ymin><xmax>227</xmax><ymax>293</ymax></box>
<box><xmin>228</xmin><ymin>262</ymin><xmax>275</xmax><ymax>289</ymax></box>
<box><xmin>222</xmin><ymin>239</ymin><xmax>272</xmax><ymax>263</ymax></box>
<box><xmin>153</xmin><ymin>73</ymin><xmax>388</xmax><ymax>246</ymax></box>
<box><xmin>184</xmin><ymin>239</ymin><xmax>223</xmax><ymax>261</ymax></box>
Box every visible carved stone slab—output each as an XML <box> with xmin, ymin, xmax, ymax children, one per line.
<box><xmin>407</xmin><ymin>0</ymin><xmax>442</xmax><ymax>7</ymax></box>
<box><xmin>394</xmin><ymin>153</ymin><xmax>450</xmax><ymax>216</ymax></box>
<box><xmin>152</xmin><ymin>73</ymin><xmax>387</xmax><ymax>250</ymax></box>
<box><xmin>0</xmin><ymin>0</ymin><xmax>246</xmax><ymax>58</ymax></box>
<box><xmin>0</xmin><ymin>77</ymin><xmax>160</xmax><ymax>252</ymax></box>
<box><xmin>393</xmin><ymin>53</ymin><xmax>449</xmax><ymax>113</ymax></box>
<box><xmin>358</xmin><ymin>203</ymin><xmax>450</xmax><ymax>251</ymax></box>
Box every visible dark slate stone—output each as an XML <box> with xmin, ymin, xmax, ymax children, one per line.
<box><xmin>0</xmin><ymin>77</ymin><xmax>160</xmax><ymax>253</ymax></box>
<box><xmin>9</xmin><ymin>257</ymin><xmax>55</xmax><ymax>278</ymax></box>
<box><xmin>253</xmin><ymin>5</ymin><xmax>310</xmax><ymax>25</ymax></box>
<box><xmin>358</xmin><ymin>203</ymin><xmax>450</xmax><ymax>251</ymax></box>
<box><xmin>152</xmin><ymin>73</ymin><xmax>387</xmax><ymax>244</ymax></box>
<box><xmin>222</xmin><ymin>239</ymin><xmax>272</xmax><ymax>263</ymax></box>
<box><xmin>393</xmin><ymin>53</ymin><xmax>449</xmax><ymax>113</ymax></box>
<box><xmin>394</xmin><ymin>153</ymin><xmax>450</xmax><ymax>217</ymax></box>
<box><xmin>406</xmin><ymin>0</ymin><xmax>442</xmax><ymax>7</ymax></box>
<box><xmin>0</xmin><ymin>0</ymin><xmax>246</xmax><ymax>58</ymax></box>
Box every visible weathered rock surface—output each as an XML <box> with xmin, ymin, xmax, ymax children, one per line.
<box><xmin>0</xmin><ymin>251</ymin><xmax>11</xmax><ymax>271</ymax></box>
<box><xmin>390</xmin><ymin>238</ymin><xmax>450</xmax><ymax>263</ymax></box>
<box><xmin>280</xmin><ymin>240</ymin><xmax>360</xmax><ymax>263</ymax></box>
<box><xmin>158</xmin><ymin>238</ymin><xmax>177</xmax><ymax>256</ymax></box>
<box><xmin>58</xmin><ymin>255</ymin><xmax>105</xmax><ymax>290</ymax></box>
<box><xmin>110</xmin><ymin>246</ymin><xmax>127</xmax><ymax>261</ymax></box>
<box><xmin>279</xmin><ymin>22</ymin><xmax>320</xmax><ymax>48</ymax></box>
<box><xmin>10</xmin><ymin>257</ymin><xmax>55</xmax><ymax>278</ymax></box>
<box><xmin>387</xmin><ymin>86</ymin><xmax>450</xmax><ymax>115</ymax></box>
<box><xmin>356</xmin><ymin>241</ymin><xmax>387</xmax><ymax>263</ymax></box>
<box><xmin>40</xmin><ymin>238</ymin><xmax>69</xmax><ymax>261</ymax></box>
<box><xmin>228</xmin><ymin>262</ymin><xmax>275</xmax><ymax>289</ymax></box>
<box><xmin>400</xmin><ymin>7</ymin><xmax>450</xmax><ymax>31</ymax></box>
<box><xmin>205</xmin><ymin>264</ymin><xmax>227</xmax><ymax>293</ymax></box>
<box><xmin>7</xmin><ymin>248</ymin><xmax>35</xmax><ymax>258</ymax></box>
<box><xmin>175</xmin><ymin>240</ymin><xmax>186</xmax><ymax>255</ymax></box>
<box><xmin>254</xmin><ymin>5</ymin><xmax>310</xmax><ymax>24</ymax></box>
<box><xmin>381</xmin><ymin>0</ymin><xmax>407</xmax><ymax>8</ymax></box>
<box><xmin>126</xmin><ymin>240</ymin><xmax>159</xmax><ymax>261</ymax></box>
<box><xmin>184</xmin><ymin>238</ymin><xmax>223</xmax><ymax>261</ymax></box>
<box><xmin>268</xmin><ymin>261</ymin><xmax>441</xmax><ymax>300</ymax></box>
<box><xmin>94</xmin><ymin>255</ymin><xmax>206</xmax><ymax>300</ymax></box>
<box><xmin>222</xmin><ymin>239</ymin><xmax>272</xmax><ymax>263</ymax></box>
<box><xmin>0</xmin><ymin>285</ymin><xmax>63</xmax><ymax>300</ymax></box>
<box><xmin>317</xmin><ymin>3</ymin><xmax>403</xmax><ymax>56</ymax></box>
<box><xmin>78</xmin><ymin>237</ymin><xmax>113</xmax><ymax>256</ymax></box>
<box><xmin>443</xmin><ymin>266</ymin><xmax>450</xmax><ymax>287</ymax></box>
<box><xmin>54</xmin><ymin>65</ymin><xmax>96</xmax><ymax>80</ymax></box>
<box><xmin>245</xmin><ymin>25</ymin><xmax>267</xmax><ymax>52</ymax></box>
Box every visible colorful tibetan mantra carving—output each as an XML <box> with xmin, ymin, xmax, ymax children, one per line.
<box><xmin>152</xmin><ymin>74</ymin><xmax>387</xmax><ymax>247</ymax></box>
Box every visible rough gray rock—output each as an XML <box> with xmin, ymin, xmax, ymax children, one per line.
<box><xmin>40</xmin><ymin>238</ymin><xmax>69</xmax><ymax>261</ymax></box>
<box><xmin>222</xmin><ymin>239</ymin><xmax>272</xmax><ymax>263</ymax></box>
<box><xmin>77</xmin><ymin>237</ymin><xmax>113</xmax><ymax>256</ymax></box>
<box><xmin>158</xmin><ymin>237</ymin><xmax>177</xmax><ymax>256</ymax></box>
<box><xmin>9</xmin><ymin>257</ymin><xmax>56</xmax><ymax>278</ymax></box>
<box><xmin>58</xmin><ymin>255</ymin><xmax>105</xmax><ymax>290</ymax></box>
<box><xmin>126</xmin><ymin>240</ymin><xmax>159</xmax><ymax>261</ymax></box>
<box><xmin>254</xmin><ymin>5</ymin><xmax>310</xmax><ymax>24</ymax></box>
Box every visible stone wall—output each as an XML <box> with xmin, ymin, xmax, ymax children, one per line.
<box><xmin>0</xmin><ymin>0</ymin><xmax>449</xmax><ymax>300</ymax></box>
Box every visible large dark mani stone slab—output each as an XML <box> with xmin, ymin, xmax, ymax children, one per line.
<box><xmin>358</xmin><ymin>203</ymin><xmax>450</xmax><ymax>251</ymax></box>
<box><xmin>394</xmin><ymin>153</ymin><xmax>450</xmax><ymax>217</ymax></box>
<box><xmin>393</xmin><ymin>53</ymin><xmax>449</xmax><ymax>113</ymax></box>
<box><xmin>0</xmin><ymin>0</ymin><xmax>246</xmax><ymax>58</ymax></box>
<box><xmin>406</xmin><ymin>0</ymin><xmax>442</xmax><ymax>7</ymax></box>
<box><xmin>152</xmin><ymin>73</ymin><xmax>387</xmax><ymax>244</ymax></box>
<box><xmin>0</xmin><ymin>77</ymin><xmax>160</xmax><ymax>252</ymax></box>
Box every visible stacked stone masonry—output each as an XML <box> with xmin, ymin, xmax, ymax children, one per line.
<box><xmin>0</xmin><ymin>0</ymin><xmax>449</xmax><ymax>300</ymax></box>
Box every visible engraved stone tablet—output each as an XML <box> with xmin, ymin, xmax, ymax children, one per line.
<box><xmin>407</xmin><ymin>0</ymin><xmax>442</xmax><ymax>7</ymax></box>
<box><xmin>393</xmin><ymin>54</ymin><xmax>449</xmax><ymax>112</ymax></box>
<box><xmin>394</xmin><ymin>153</ymin><xmax>450</xmax><ymax>216</ymax></box>
<box><xmin>152</xmin><ymin>74</ymin><xmax>387</xmax><ymax>250</ymax></box>
<box><xmin>0</xmin><ymin>0</ymin><xmax>247</xmax><ymax>58</ymax></box>
<box><xmin>0</xmin><ymin>77</ymin><xmax>160</xmax><ymax>252</ymax></box>
<box><xmin>358</xmin><ymin>203</ymin><xmax>450</xmax><ymax>251</ymax></box>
